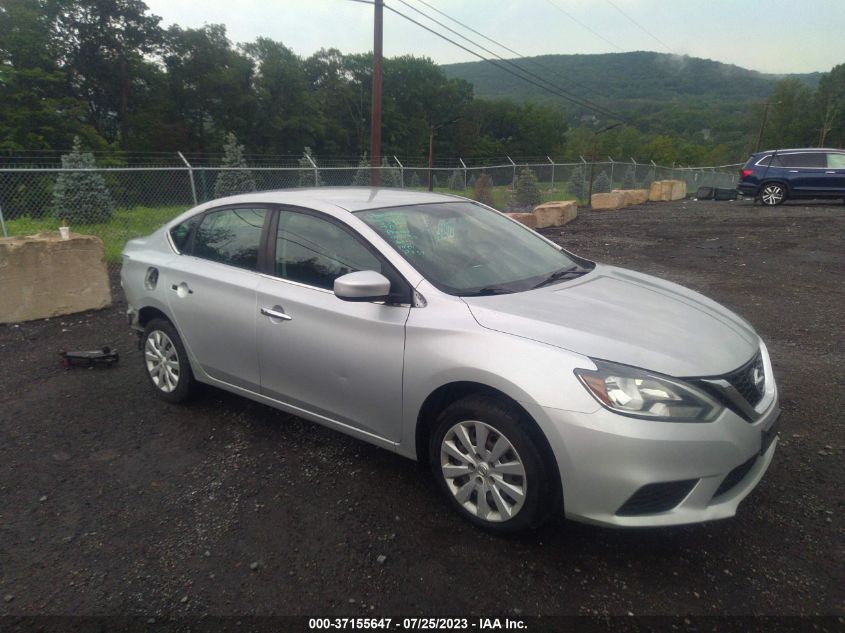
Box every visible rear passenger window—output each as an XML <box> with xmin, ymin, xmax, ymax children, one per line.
<box><xmin>170</xmin><ymin>216</ymin><xmax>199</xmax><ymax>252</ymax></box>
<box><xmin>781</xmin><ymin>153</ymin><xmax>825</xmax><ymax>168</ymax></box>
<box><xmin>827</xmin><ymin>153</ymin><xmax>845</xmax><ymax>168</ymax></box>
<box><xmin>756</xmin><ymin>155</ymin><xmax>783</xmax><ymax>167</ymax></box>
<box><xmin>275</xmin><ymin>210</ymin><xmax>382</xmax><ymax>290</ymax></box>
<box><xmin>193</xmin><ymin>207</ymin><xmax>267</xmax><ymax>271</ymax></box>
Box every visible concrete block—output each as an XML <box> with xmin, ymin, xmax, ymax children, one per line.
<box><xmin>649</xmin><ymin>180</ymin><xmax>687</xmax><ymax>201</ymax></box>
<box><xmin>532</xmin><ymin>201</ymin><xmax>578</xmax><ymax>228</ymax></box>
<box><xmin>590</xmin><ymin>192</ymin><xmax>627</xmax><ymax>210</ymax></box>
<box><xmin>613</xmin><ymin>189</ymin><xmax>649</xmax><ymax>206</ymax></box>
<box><xmin>504</xmin><ymin>212</ymin><xmax>538</xmax><ymax>229</ymax></box>
<box><xmin>0</xmin><ymin>231</ymin><xmax>112</xmax><ymax>324</ymax></box>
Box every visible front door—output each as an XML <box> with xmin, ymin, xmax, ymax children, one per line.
<box><xmin>256</xmin><ymin>208</ymin><xmax>410</xmax><ymax>442</ymax></box>
<box><xmin>165</xmin><ymin>206</ymin><xmax>269</xmax><ymax>391</ymax></box>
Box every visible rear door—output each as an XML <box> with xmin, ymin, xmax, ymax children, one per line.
<box><xmin>825</xmin><ymin>152</ymin><xmax>845</xmax><ymax>193</ymax></box>
<box><xmin>165</xmin><ymin>205</ymin><xmax>270</xmax><ymax>391</ymax></box>
<box><xmin>255</xmin><ymin>207</ymin><xmax>411</xmax><ymax>442</ymax></box>
<box><xmin>780</xmin><ymin>152</ymin><xmax>827</xmax><ymax>195</ymax></box>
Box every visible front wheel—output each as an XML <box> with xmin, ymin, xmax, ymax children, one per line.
<box><xmin>429</xmin><ymin>394</ymin><xmax>558</xmax><ymax>534</ymax></box>
<box><xmin>759</xmin><ymin>183</ymin><xmax>786</xmax><ymax>206</ymax></box>
<box><xmin>142</xmin><ymin>318</ymin><xmax>196</xmax><ymax>403</ymax></box>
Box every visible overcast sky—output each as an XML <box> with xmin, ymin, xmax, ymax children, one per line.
<box><xmin>144</xmin><ymin>0</ymin><xmax>844</xmax><ymax>75</ymax></box>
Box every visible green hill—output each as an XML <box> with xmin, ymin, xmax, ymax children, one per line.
<box><xmin>443</xmin><ymin>51</ymin><xmax>819</xmax><ymax>112</ymax></box>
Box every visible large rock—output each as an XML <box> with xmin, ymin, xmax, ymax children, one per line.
<box><xmin>649</xmin><ymin>179</ymin><xmax>687</xmax><ymax>201</ymax></box>
<box><xmin>614</xmin><ymin>189</ymin><xmax>649</xmax><ymax>205</ymax></box>
<box><xmin>532</xmin><ymin>201</ymin><xmax>578</xmax><ymax>228</ymax></box>
<box><xmin>0</xmin><ymin>232</ymin><xmax>112</xmax><ymax>324</ymax></box>
<box><xmin>590</xmin><ymin>192</ymin><xmax>627</xmax><ymax>210</ymax></box>
<box><xmin>504</xmin><ymin>212</ymin><xmax>538</xmax><ymax>229</ymax></box>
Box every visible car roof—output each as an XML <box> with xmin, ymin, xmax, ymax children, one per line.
<box><xmin>756</xmin><ymin>148</ymin><xmax>843</xmax><ymax>155</ymax></box>
<box><xmin>200</xmin><ymin>187</ymin><xmax>465</xmax><ymax>213</ymax></box>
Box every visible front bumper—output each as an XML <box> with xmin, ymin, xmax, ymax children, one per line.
<box><xmin>525</xmin><ymin>368</ymin><xmax>780</xmax><ymax>528</ymax></box>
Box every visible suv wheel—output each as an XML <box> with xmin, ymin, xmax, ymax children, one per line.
<box><xmin>429</xmin><ymin>394</ymin><xmax>557</xmax><ymax>534</ymax></box>
<box><xmin>760</xmin><ymin>183</ymin><xmax>786</xmax><ymax>206</ymax></box>
<box><xmin>142</xmin><ymin>318</ymin><xmax>195</xmax><ymax>403</ymax></box>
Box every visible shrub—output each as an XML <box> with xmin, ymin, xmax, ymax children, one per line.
<box><xmin>473</xmin><ymin>173</ymin><xmax>494</xmax><ymax>207</ymax></box>
<box><xmin>297</xmin><ymin>147</ymin><xmax>323</xmax><ymax>187</ymax></box>
<box><xmin>214</xmin><ymin>132</ymin><xmax>256</xmax><ymax>198</ymax></box>
<box><xmin>52</xmin><ymin>137</ymin><xmax>115</xmax><ymax>225</ymax></box>
<box><xmin>514</xmin><ymin>168</ymin><xmax>542</xmax><ymax>208</ymax></box>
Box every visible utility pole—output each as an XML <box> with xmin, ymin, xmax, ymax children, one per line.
<box><xmin>755</xmin><ymin>101</ymin><xmax>779</xmax><ymax>153</ymax></box>
<box><xmin>428</xmin><ymin>125</ymin><xmax>435</xmax><ymax>191</ymax></box>
<box><xmin>370</xmin><ymin>0</ymin><xmax>383</xmax><ymax>186</ymax></box>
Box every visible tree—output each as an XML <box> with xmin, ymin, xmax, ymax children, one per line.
<box><xmin>447</xmin><ymin>169</ymin><xmax>464</xmax><ymax>190</ymax></box>
<box><xmin>513</xmin><ymin>168</ymin><xmax>541</xmax><ymax>208</ymax></box>
<box><xmin>592</xmin><ymin>170</ymin><xmax>612</xmax><ymax>195</ymax></box>
<box><xmin>52</xmin><ymin>137</ymin><xmax>115</xmax><ymax>224</ymax></box>
<box><xmin>816</xmin><ymin>64</ymin><xmax>845</xmax><ymax>147</ymax></box>
<box><xmin>297</xmin><ymin>147</ymin><xmax>323</xmax><ymax>187</ymax></box>
<box><xmin>473</xmin><ymin>173</ymin><xmax>494</xmax><ymax>207</ymax></box>
<box><xmin>213</xmin><ymin>132</ymin><xmax>256</xmax><ymax>198</ymax></box>
<box><xmin>566</xmin><ymin>165</ymin><xmax>586</xmax><ymax>200</ymax></box>
<box><xmin>379</xmin><ymin>157</ymin><xmax>402</xmax><ymax>188</ymax></box>
<box><xmin>54</xmin><ymin>0</ymin><xmax>164</xmax><ymax>147</ymax></box>
<box><xmin>351</xmin><ymin>154</ymin><xmax>370</xmax><ymax>186</ymax></box>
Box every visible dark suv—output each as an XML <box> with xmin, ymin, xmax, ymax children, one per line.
<box><xmin>737</xmin><ymin>148</ymin><xmax>845</xmax><ymax>205</ymax></box>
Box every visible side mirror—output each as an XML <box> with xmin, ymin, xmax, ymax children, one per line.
<box><xmin>334</xmin><ymin>270</ymin><xmax>391</xmax><ymax>302</ymax></box>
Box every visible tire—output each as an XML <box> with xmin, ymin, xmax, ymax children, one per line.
<box><xmin>759</xmin><ymin>183</ymin><xmax>786</xmax><ymax>206</ymax></box>
<box><xmin>142</xmin><ymin>318</ymin><xmax>196</xmax><ymax>403</ymax></box>
<box><xmin>428</xmin><ymin>394</ymin><xmax>559</xmax><ymax>534</ymax></box>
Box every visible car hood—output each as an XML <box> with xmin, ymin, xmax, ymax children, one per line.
<box><xmin>462</xmin><ymin>264</ymin><xmax>759</xmax><ymax>377</ymax></box>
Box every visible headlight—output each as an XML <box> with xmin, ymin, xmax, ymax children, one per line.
<box><xmin>575</xmin><ymin>360</ymin><xmax>721</xmax><ymax>422</ymax></box>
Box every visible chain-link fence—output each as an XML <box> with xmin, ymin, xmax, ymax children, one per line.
<box><xmin>0</xmin><ymin>156</ymin><xmax>741</xmax><ymax>273</ymax></box>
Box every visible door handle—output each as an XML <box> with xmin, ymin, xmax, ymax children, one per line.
<box><xmin>170</xmin><ymin>283</ymin><xmax>193</xmax><ymax>295</ymax></box>
<box><xmin>788</xmin><ymin>170</ymin><xmax>799</xmax><ymax>173</ymax></box>
<box><xmin>261</xmin><ymin>306</ymin><xmax>292</xmax><ymax>321</ymax></box>
<box><xmin>825</xmin><ymin>171</ymin><xmax>835</xmax><ymax>174</ymax></box>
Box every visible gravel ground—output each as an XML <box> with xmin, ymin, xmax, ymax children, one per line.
<box><xmin>0</xmin><ymin>198</ymin><xmax>842</xmax><ymax>619</ymax></box>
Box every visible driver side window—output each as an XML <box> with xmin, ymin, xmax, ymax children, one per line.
<box><xmin>275</xmin><ymin>210</ymin><xmax>383</xmax><ymax>291</ymax></box>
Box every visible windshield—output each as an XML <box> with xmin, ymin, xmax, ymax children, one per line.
<box><xmin>357</xmin><ymin>201</ymin><xmax>592</xmax><ymax>295</ymax></box>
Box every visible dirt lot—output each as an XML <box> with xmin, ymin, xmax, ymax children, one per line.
<box><xmin>0</xmin><ymin>198</ymin><xmax>842</xmax><ymax>619</ymax></box>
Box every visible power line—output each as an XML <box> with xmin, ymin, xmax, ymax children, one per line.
<box><xmin>382</xmin><ymin>1</ymin><xmax>627</xmax><ymax>123</ymax></box>
<box><xmin>410</xmin><ymin>0</ymin><xmax>601</xmax><ymax>102</ymax></box>
<box><xmin>603</xmin><ymin>0</ymin><xmax>676</xmax><ymax>54</ymax></box>
<box><xmin>544</xmin><ymin>0</ymin><xmax>624</xmax><ymax>52</ymax></box>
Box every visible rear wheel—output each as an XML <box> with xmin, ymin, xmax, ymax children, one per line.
<box><xmin>142</xmin><ymin>318</ymin><xmax>195</xmax><ymax>403</ymax></box>
<box><xmin>429</xmin><ymin>394</ymin><xmax>558</xmax><ymax>534</ymax></box>
<box><xmin>760</xmin><ymin>183</ymin><xmax>786</xmax><ymax>206</ymax></box>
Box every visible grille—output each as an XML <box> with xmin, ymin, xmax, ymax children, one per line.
<box><xmin>616</xmin><ymin>479</ymin><xmax>698</xmax><ymax>516</ymax></box>
<box><xmin>724</xmin><ymin>353</ymin><xmax>765</xmax><ymax>407</ymax></box>
<box><xmin>713</xmin><ymin>455</ymin><xmax>757</xmax><ymax>498</ymax></box>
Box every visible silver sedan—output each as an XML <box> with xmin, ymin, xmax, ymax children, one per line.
<box><xmin>121</xmin><ymin>188</ymin><xmax>780</xmax><ymax>533</ymax></box>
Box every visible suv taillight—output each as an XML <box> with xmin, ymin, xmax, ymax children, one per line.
<box><xmin>740</xmin><ymin>169</ymin><xmax>753</xmax><ymax>179</ymax></box>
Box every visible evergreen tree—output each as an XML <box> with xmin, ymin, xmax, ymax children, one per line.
<box><xmin>379</xmin><ymin>157</ymin><xmax>402</xmax><ymax>187</ymax></box>
<box><xmin>351</xmin><ymin>153</ymin><xmax>370</xmax><ymax>186</ymax></box>
<box><xmin>592</xmin><ymin>170</ymin><xmax>612</xmax><ymax>194</ymax></box>
<box><xmin>447</xmin><ymin>169</ymin><xmax>464</xmax><ymax>190</ymax></box>
<box><xmin>566</xmin><ymin>166</ymin><xmax>586</xmax><ymax>200</ymax></box>
<box><xmin>621</xmin><ymin>164</ymin><xmax>638</xmax><ymax>190</ymax></box>
<box><xmin>297</xmin><ymin>147</ymin><xmax>323</xmax><ymax>187</ymax></box>
<box><xmin>409</xmin><ymin>172</ymin><xmax>422</xmax><ymax>189</ymax></box>
<box><xmin>514</xmin><ymin>168</ymin><xmax>542</xmax><ymax>208</ymax></box>
<box><xmin>214</xmin><ymin>132</ymin><xmax>256</xmax><ymax>198</ymax></box>
<box><xmin>52</xmin><ymin>137</ymin><xmax>115</xmax><ymax>225</ymax></box>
